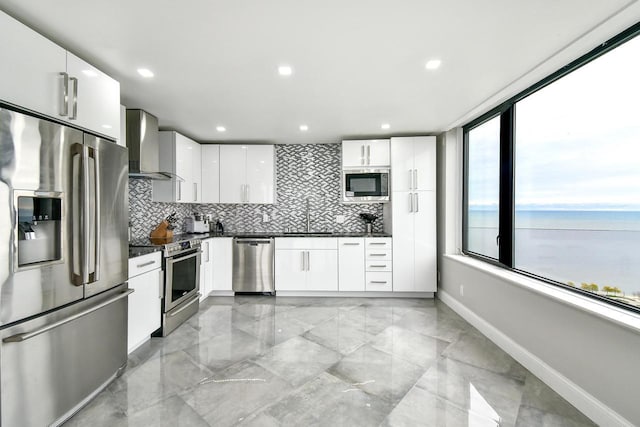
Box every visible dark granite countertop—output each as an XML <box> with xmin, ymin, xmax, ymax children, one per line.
<box><xmin>128</xmin><ymin>246</ymin><xmax>162</xmax><ymax>259</ymax></box>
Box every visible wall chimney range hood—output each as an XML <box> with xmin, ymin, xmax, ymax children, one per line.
<box><xmin>126</xmin><ymin>109</ymin><xmax>175</xmax><ymax>180</ymax></box>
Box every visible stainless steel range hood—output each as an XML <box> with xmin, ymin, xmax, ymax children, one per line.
<box><xmin>126</xmin><ymin>109</ymin><xmax>173</xmax><ymax>180</ymax></box>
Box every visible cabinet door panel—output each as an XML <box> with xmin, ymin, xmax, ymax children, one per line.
<box><xmin>338</xmin><ymin>238</ymin><xmax>365</xmax><ymax>291</ymax></box>
<box><xmin>192</xmin><ymin>141</ymin><xmax>202</xmax><ymax>202</ymax></box>
<box><xmin>0</xmin><ymin>11</ymin><xmax>67</xmax><ymax>119</ymax></box>
<box><xmin>366</xmin><ymin>139</ymin><xmax>390</xmax><ymax>167</ymax></box>
<box><xmin>306</xmin><ymin>250</ymin><xmax>338</xmax><ymax>291</ymax></box>
<box><xmin>414</xmin><ymin>136</ymin><xmax>436</xmax><ymax>191</ymax></box>
<box><xmin>341</xmin><ymin>141</ymin><xmax>365</xmax><ymax>167</ymax></box>
<box><xmin>390</xmin><ymin>137</ymin><xmax>415</xmax><ymax>192</ymax></box>
<box><xmin>127</xmin><ymin>269</ymin><xmax>162</xmax><ymax>353</ymax></box>
<box><xmin>212</xmin><ymin>238</ymin><xmax>233</xmax><ymax>291</ymax></box>
<box><xmin>175</xmin><ymin>133</ymin><xmax>194</xmax><ymax>202</ymax></box>
<box><xmin>66</xmin><ymin>52</ymin><xmax>120</xmax><ymax>139</ymax></box>
<box><xmin>219</xmin><ymin>145</ymin><xmax>247</xmax><ymax>203</ymax></box>
<box><xmin>275</xmin><ymin>250</ymin><xmax>307</xmax><ymax>291</ymax></box>
<box><xmin>246</xmin><ymin>145</ymin><xmax>275</xmax><ymax>203</ymax></box>
<box><xmin>413</xmin><ymin>191</ymin><xmax>437</xmax><ymax>291</ymax></box>
<box><xmin>391</xmin><ymin>192</ymin><xmax>415</xmax><ymax>292</ymax></box>
<box><xmin>201</xmin><ymin>145</ymin><xmax>220</xmax><ymax>203</ymax></box>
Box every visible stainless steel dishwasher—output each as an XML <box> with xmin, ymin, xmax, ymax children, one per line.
<box><xmin>232</xmin><ymin>238</ymin><xmax>275</xmax><ymax>294</ymax></box>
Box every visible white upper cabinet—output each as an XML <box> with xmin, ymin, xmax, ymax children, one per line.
<box><xmin>153</xmin><ymin>131</ymin><xmax>202</xmax><ymax>203</ymax></box>
<box><xmin>0</xmin><ymin>11</ymin><xmax>120</xmax><ymax>140</ymax></box>
<box><xmin>201</xmin><ymin>145</ymin><xmax>221</xmax><ymax>203</ymax></box>
<box><xmin>219</xmin><ymin>145</ymin><xmax>275</xmax><ymax>204</ymax></box>
<box><xmin>65</xmin><ymin>53</ymin><xmax>120</xmax><ymax>139</ymax></box>
<box><xmin>342</xmin><ymin>139</ymin><xmax>390</xmax><ymax>168</ymax></box>
<box><xmin>391</xmin><ymin>136</ymin><xmax>436</xmax><ymax>192</ymax></box>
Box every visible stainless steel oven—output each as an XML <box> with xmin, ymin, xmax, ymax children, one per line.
<box><xmin>165</xmin><ymin>247</ymin><xmax>200</xmax><ymax>312</ymax></box>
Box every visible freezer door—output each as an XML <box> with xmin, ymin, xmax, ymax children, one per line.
<box><xmin>83</xmin><ymin>134</ymin><xmax>128</xmax><ymax>297</ymax></box>
<box><xmin>1</xmin><ymin>285</ymin><xmax>130</xmax><ymax>426</ymax></box>
<box><xmin>0</xmin><ymin>107</ymin><xmax>85</xmax><ymax>325</ymax></box>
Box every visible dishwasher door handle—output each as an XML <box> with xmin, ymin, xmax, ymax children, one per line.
<box><xmin>235</xmin><ymin>239</ymin><xmax>273</xmax><ymax>245</ymax></box>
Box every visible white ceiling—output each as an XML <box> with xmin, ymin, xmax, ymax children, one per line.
<box><xmin>0</xmin><ymin>0</ymin><xmax>638</xmax><ymax>144</ymax></box>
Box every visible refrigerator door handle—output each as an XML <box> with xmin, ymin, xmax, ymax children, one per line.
<box><xmin>2</xmin><ymin>289</ymin><xmax>134</xmax><ymax>343</ymax></box>
<box><xmin>81</xmin><ymin>145</ymin><xmax>91</xmax><ymax>284</ymax></box>
<box><xmin>88</xmin><ymin>146</ymin><xmax>100</xmax><ymax>282</ymax></box>
<box><xmin>71</xmin><ymin>143</ymin><xmax>84</xmax><ymax>285</ymax></box>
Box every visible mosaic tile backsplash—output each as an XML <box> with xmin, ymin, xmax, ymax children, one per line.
<box><xmin>129</xmin><ymin>143</ymin><xmax>384</xmax><ymax>239</ymax></box>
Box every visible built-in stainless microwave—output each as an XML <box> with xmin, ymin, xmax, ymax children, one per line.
<box><xmin>343</xmin><ymin>169</ymin><xmax>390</xmax><ymax>202</ymax></box>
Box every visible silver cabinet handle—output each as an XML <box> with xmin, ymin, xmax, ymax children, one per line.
<box><xmin>343</xmin><ymin>242</ymin><xmax>360</xmax><ymax>246</ymax></box>
<box><xmin>168</xmin><ymin>294</ymin><xmax>200</xmax><ymax>317</ymax></box>
<box><xmin>136</xmin><ymin>260</ymin><xmax>156</xmax><ymax>268</ymax></box>
<box><xmin>194</xmin><ymin>182</ymin><xmax>197</xmax><ymax>202</ymax></box>
<box><xmin>177</xmin><ymin>181</ymin><xmax>182</xmax><ymax>201</ymax></box>
<box><xmin>301</xmin><ymin>251</ymin><xmax>305</xmax><ymax>271</ymax></box>
<box><xmin>370</xmin><ymin>281</ymin><xmax>388</xmax><ymax>284</ymax></box>
<box><xmin>241</xmin><ymin>184</ymin><xmax>246</xmax><ymax>202</ymax></box>
<box><xmin>415</xmin><ymin>193</ymin><xmax>419</xmax><ymax>212</ymax></box>
<box><xmin>409</xmin><ymin>193</ymin><xmax>413</xmax><ymax>213</ymax></box>
<box><xmin>69</xmin><ymin>76</ymin><xmax>78</xmax><ymax>120</ymax></box>
<box><xmin>206</xmin><ymin>242</ymin><xmax>210</xmax><ymax>262</ymax></box>
<box><xmin>370</xmin><ymin>264</ymin><xmax>387</xmax><ymax>268</ymax></box>
<box><xmin>409</xmin><ymin>170</ymin><xmax>413</xmax><ymax>190</ymax></box>
<box><xmin>368</xmin><ymin>242</ymin><xmax>387</xmax><ymax>245</ymax></box>
<box><xmin>59</xmin><ymin>72</ymin><xmax>69</xmax><ymax>116</ymax></box>
<box><xmin>414</xmin><ymin>169</ymin><xmax>418</xmax><ymax>190</ymax></box>
<box><xmin>369</xmin><ymin>253</ymin><xmax>385</xmax><ymax>256</ymax></box>
<box><xmin>246</xmin><ymin>184</ymin><xmax>250</xmax><ymax>203</ymax></box>
<box><xmin>366</xmin><ymin>145</ymin><xmax>371</xmax><ymax>165</ymax></box>
<box><xmin>360</xmin><ymin>145</ymin><xmax>365</xmax><ymax>165</ymax></box>
<box><xmin>3</xmin><ymin>289</ymin><xmax>134</xmax><ymax>343</ymax></box>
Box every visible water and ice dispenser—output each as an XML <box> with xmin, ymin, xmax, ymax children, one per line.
<box><xmin>17</xmin><ymin>195</ymin><xmax>62</xmax><ymax>267</ymax></box>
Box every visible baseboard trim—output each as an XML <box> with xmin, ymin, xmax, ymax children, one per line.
<box><xmin>275</xmin><ymin>291</ymin><xmax>434</xmax><ymax>298</ymax></box>
<box><xmin>438</xmin><ymin>290</ymin><xmax>633</xmax><ymax>427</ymax></box>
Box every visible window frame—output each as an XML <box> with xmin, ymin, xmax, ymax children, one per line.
<box><xmin>461</xmin><ymin>21</ymin><xmax>640</xmax><ymax>314</ymax></box>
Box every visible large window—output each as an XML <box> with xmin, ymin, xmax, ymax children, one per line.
<box><xmin>463</xmin><ymin>23</ymin><xmax>640</xmax><ymax>312</ymax></box>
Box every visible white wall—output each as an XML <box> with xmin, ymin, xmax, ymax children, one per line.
<box><xmin>437</xmin><ymin>127</ymin><xmax>640</xmax><ymax>426</ymax></box>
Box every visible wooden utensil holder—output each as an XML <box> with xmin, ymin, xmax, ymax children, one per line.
<box><xmin>150</xmin><ymin>220</ymin><xmax>173</xmax><ymax>239</ymax></box>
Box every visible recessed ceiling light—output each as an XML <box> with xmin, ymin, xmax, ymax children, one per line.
<box><xmin>299</xmin><ymin>125</ymin><xmax>309</xmax><ymax>131</ymax></box>
<box><xmin>216</xmin><ymin>126</ymin><xmax>226</xmax><ymax>132</ymax></box>
<box><xmin>83</xmin><ymin>69</ymin><xmax>98</xmax><ymax>77</ymax></box>
<box><xmin>425</xmin><ymin>59</ymin><xmax>441</xmax><ymax>70</ymax></box>
<box><xmin>137</xmin><ymin>68</ymin><xmax>154</xmax><ymax>78</ymax></box>
<box><xmin>381</xmin><ymin>123</ymin><xmax>390</xmax><ymax>130</ymax></box>
<box><xmin>278</xmin><ymin>65</ymin><xmax>293</xmax><ymax>76</ymax></box>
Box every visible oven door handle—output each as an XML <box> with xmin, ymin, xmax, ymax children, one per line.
<box><xmin>166</xmin><ymin>250</ymin><xmax>200</xmax><ymax>264</ymax></box>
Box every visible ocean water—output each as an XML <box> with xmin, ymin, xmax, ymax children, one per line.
<box><xmin>467</xmin><ymin>210</ymin><xmax>640</xmax><ymax>296</ymax></box>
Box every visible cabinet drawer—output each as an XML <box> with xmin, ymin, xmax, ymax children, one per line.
<box><xmin>366</xmin><ymin>272</ymin><xmax>393</xmax><ymax>291</ymax></box>
<box><xmin>365</xmin><ymin>238</ymin><xmax>392</xmax><ymax>250</ymax></box>
<box><xmin>366</xmin><ymin>249</ymin><xmax>391</xmax><ymax>261</ymax></box>
<box><xmin>366</xmin><ymin>260</ymin><xmax>392</xmax><ymax>272</ymax></box>
<box><xmin>275</xmin><ymin>237</ymin><xmax>338</xmax><ymax>250</ymax></box>
<box><xmin>128</xmin><ymin>252</ymin><xmax>162</xmax><ymax>278</ymax></box>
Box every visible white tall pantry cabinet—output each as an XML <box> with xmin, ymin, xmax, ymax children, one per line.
<box><xmin>390</xmin><ymin>136</ymin><xmax>437</xmax><ymax>292</ymax></box>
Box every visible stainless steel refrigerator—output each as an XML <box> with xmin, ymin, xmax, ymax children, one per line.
<box><xmin>0</xmin><ymin>106</ymin><xmax>130</xmax><ymax>426</ymax></box>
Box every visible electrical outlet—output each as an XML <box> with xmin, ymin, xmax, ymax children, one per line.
<box><xmin>459</xmin><ymin>284</ymin><xmax>464</xmax><ymax>297</ymax></box>
<box><xmin>262</xmin><ymin>213</ymin><xmax>270</xmax><ymax>222</ymax></box>
<box><xmin>335</xmin><ymin>215</ymin><xmax>345</xmax><ymax>224</ymax></box>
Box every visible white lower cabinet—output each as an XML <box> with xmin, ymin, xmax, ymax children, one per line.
<box><xmin>212</xmin><ymin>237</ymin><xmax>233</xmax><ymax>291</ymax></box>
<box><xmin>199</xmin><ymin>238</ymin><xmax>215</xmax><ymax>300</ymax></box>
<box><xmin>338</xmin><ymin>238</ymin><xmax>365</xmax><ymax>291</ymax></box>
<box><xmin>365</xmin><ymin>238</ymin><xmax>393</xmax><ymax>291</ymax></box>
<box><xmin>275</xmin><ymin>238</ymin><xmax>338</xmax><ymax>291</ymax></box>
<box><xmin>127</xmin><ymin>252</ymin><xmax>162</xmax><ymax>353</ymax></box>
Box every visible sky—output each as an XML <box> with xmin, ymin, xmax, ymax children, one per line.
<box><xmin>468</xmin><ymin>34</ymin><xmax>640</xmax><ymax>210</ymax></box>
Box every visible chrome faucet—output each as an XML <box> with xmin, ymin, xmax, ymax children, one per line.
<box><xmin>306</xmin><ymin>198</ymin><xmax>311</xmax><ymax>232</ymax></box>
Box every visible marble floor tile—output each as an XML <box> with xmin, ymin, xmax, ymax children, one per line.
<box><xmin>252</xmin><ymin>336</ymin><xmax>342</xmax><ymax>387</ymax></box>
<box><xmin>329</xmin><ymin>344</ymin><xmax>427</xmax><ymax>403</ymax></box>
<box><xmin>442</xmin><ymin>331</ymin><xmax>528</xmax><ymax>381</ymax></box>
<box><xmin>184</xmin><ymin>328</ymin><xmax>271</xmax><ymax>371</ymax></box>
<box><xmin>415</xmin><ymin>357</ymin><xmax>525</xmax><ymax>425</ymax></box>
<box><xmin>370</xmin><ymin>325</ymin><xmax>450</xmax><ymax>368</ymax></box>
<box><xmin>180</xmin><ymin>360</ymin><xmax>292</xmax><ymax>426</ymax></box>
<box><xmin>66</xmin><ymin>296</ymin><xmax>596</xmax><ymax>426</ymax></box>
<box><xmin>247</xmin><ymin>372</ymin><xmax>393</xmax><ymax>426</ymax></box>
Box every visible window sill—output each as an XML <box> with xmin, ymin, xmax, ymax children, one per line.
<box><xmin>443</xmin><ymin>253</ymin><xmax>640</xmax><ymax>334</ymax></box>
